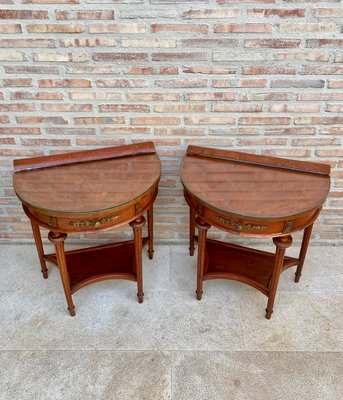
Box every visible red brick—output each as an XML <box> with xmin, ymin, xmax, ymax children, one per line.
<box><xmin>0</xmin><ymin>128</ymin><xmax>41</xmax><ymax>135</ymax></box>
<box><xmin>239</xmin><ymin>117</ymin><xmax>291</xmax><ymax>125</ymax></box>
<box><xmin>269</xmin><ymin>104</ymin><xmax>320</xmax><ymax>113</ymax></box>
<box><xmin>243</xmin><ymin>66</ymin><xmax>296</xmax><ymax>75</ymax></box>
<box><xmin>181</xmin><ymin>39</ymin><xmax>238</xmax><ymax>48</ymax></box>
<box><xmin>131</xmin><ymin>117</ymin><xmax>180</xmax><ymax>125</ymax></box>
<box><xmin>61</xmin><ymin>38</ymin><xmax>116</xmax><ymax>47</ymax></box>
<box><xmin>0</xmin><ymin>39</ymin><xmax>55</xmax><ymax>48</ymax></box>
<box><xmin>241</xmin><ymin>92</ymin><xmax>292</xmax><ymax>101</ymax></box>
<box><xmin>154</xmin><ymin>128</ymin><xmax>205</xmax><ymax>136</ymax></box>
<box><xmin>0</xmin><ymin>116</ymin><xmax>10</xmax><ymax>124</ymax></box>
<box><xmin>299</xmin><ymin>93</ymin><xmax>343</xmax><ymax>101</ymax></box>
<box><xmin>152</xmin><ymin>52</ymin><xmax>207</xmax><ymax>61</ymax></box>
<box><xmin>213</xmin><ymin>79</ymin><xmax>267</xmax><ymax>88</ymax></box>
<box><xmin>307</xmin><ymin>39</ymin><xmax>343</xmax><ymax>48</ymax></box>
<box><xmin>238</xmin><ymin>138</ymin><xmax>286</xmax><ymax>146</ymax></box>
<box><xmin>16</xmin><ymin>116</ymin><xmax>68</xmax><ymax>124</ymax></box>
<box><xmin>295</xmin><ymin>117</ymin><xmax>343</xmax><ymax>125</ymax></box>
<box><xmin>99</xmin><ymin>104</ymin><xmax>150</xmax><ymax>112</ymax></box>
<box><xmin>11</xmin><ymin>92</ymin><xmax>62</xmax><ymax>100</ymax></box>
<box><xmin>90</xmin><ymin>24</ymin><xmax>146</xmax><ymax>33</ymax></box>
<box><xmin>245</xmin><ymin>39</ymin><xmax>301</xmax><ymax>48</ymax></box>
<box><xmin>21</xmin><ymin>138</ymin><xmax>71</xmax><ymax>146</ymax></box>
<box><xmin>265</xmin><ymin>127</ymin><xmax>316</xmax><ymax>136</ymax></box>
<box><xmin>185</xmin><ymin>93</ymin><xmax>235</xmax><ymax>101</ymax></box>
<box><xmin>0</xmin><ymin>104</ymin><xmax>35</xmax><ymax>112</ymax></box>
<box><xmin>93</xmin><ymin>53</ymin><xmax>148</xmax><ymax>61</ymax></box>
<box><xmin>215</xmin><ymin>23</ymin><xmax>272</xmax><ymax>33</ymax></box>
<box><xmin>213</xmin><ymin>104</ymin><xmax>262</xmax><ymax>112</ymax></box>
<box><xmin>316</xmin><ymin>150</ymin><xmax>343</xmax><ymax>157</ymax></box>
<box><xmin>326</xmin><ymin>104</ymin><xmax>343</xmax><ymax>113</ymax></box>
<box><xmin>5</xmin><ymin>66</ymin><xmax>59</xmax><ymax>74</ymax></box>
<box><xmin>154</xmin><ymin>104</ymin><xmax>206</xmax><ymax>112</ymax></box>
<box><xmin>27</xmin><ymin>24</ymin><xmax>84</xmax><ymax>33</ymax></box>
<box><xmin>41</xmin><ymin>104</ymin><xmax>92</xmax><ymax>112</ymax></box>
<box><xmin>101</xmin><ymin>127</ymin><xmax>151</xmax><ymax>135</ymax></box>
<box><xmin>279</xmin><ymin>23</ymin><xmax>335</xmax><ymax>33</ymax></box>
<box><xmin>74</xmin><ymin>117</ymin><xmax>125</xmax><ymax>125</ymax></box>
<box><xmin>126</xmin><ymin>66</ymin><xmax>178</xmax><ymax>75</ymax></box>
<box><xmin>274</xmin><ymin>52</ymin><xmax>330</xmax><ymax>62</ymax></box>
<box><xmin>24</xmin><ymin>0</ymin><xmax>80</xmax><ymax>3</ymax></box>
<box><xmin>302</xmin><ymin>66</ymin><xmax>343</xmax><ymax>74</ymax></box>
<box><xmin>263</xmin><ymin>149</ymin><xmax>310</xmax><ymax>157</ymax></box>
<box><xmin>0</xmin><ymin>138</ymin><xmax>15</xmax><ymax>145</ymax></box>
<box><xmin>271</xmin><ymin>79</ymin><xmax>324</xmax><ymax>88</ymax></box>
<box><xmin>156</xmin><ymin>79</ymin><xmax>207</xmax><ymax>88</ymax></box>
<box><xmin>0</xmin><ymin>79</ymin><xmax>31</xmax><ymax>87</ymax></box>
<box><xmin>292</xmin><ymin>138</ymin><xmax>340</xmax><ymax>146</ymax></box>
<box><xmin>328</xmin><ymin>80</ymin><xmax>343</xmax><ymax>89</ymax></box>
<box><xmin>248</xmin><ymin>8</ymin><xmax>305</xmax><ymax>18</ymax></box>
<box><xmin>0</xmin><ymin>24</ymin><xmax>22</xmax><ymax>34</ymax></box>
<box><xmin>185</xmin><ymin>117</ymin><xmax>235</xmax><ymax>125</ymax></box>
<box><xmin>152</xmin><ymin>23</ymin><xmax>208</xmax><ymax>34</ymax></box>
<box><xmin>0</xmin><ymin>10</ymin><xmax>48</xmax><ymax>18</ymax></box>
<box><xmin>56</xmin><ymin>10</ymin><xmax>115</xmax><ymax>19</ymax></box>
<box><xmin>183</xmin><ymin>66</ymin><xmax>236</xmax><ymax>74</ymax></box>
<box><xmin>127</xmin><ymin>93</ymin><xmax>180</xmax><ymax>101</ymax></box>
<box><xmin>39</xmin><ymin>79</ymin><xmax>91</xmax><ymax>88</ymax></box>
<box><xmin>184</xmin><ymin>9</ymin><xmax>240</xmax><ymax>18</ymax></box>
<box><xmin>96</xmin><ymin>79</ymin><xmax>148</xmax><ymax>88</ymax></box>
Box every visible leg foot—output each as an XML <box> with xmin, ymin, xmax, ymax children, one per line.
<box><xmin>189</xmin><ymin>208</ymin><xmax>195</xmax><ymax>256</ymax></box>
<box><xmin>195</xmin><ymin>217</ymin><xmax>210</xmax><ymax>301</ymax></box>
<box><xmin>48</xmin><ymin>231</ymin><xmax>76</xmax><ymax>317</ymax></box>
<box><xmin>294</xmin><ymin>223</ymin><xmax>313</xmax><ymax>283</ymax></box>
<box><xmin>266</xmin><ymin>235</ymin><xmax>292</xmax><ymax>320</ymax></box>
<box><xmin>130</xmin><ymin>216</ymin><xmax>146</xmax><ymax>304</ymax></box>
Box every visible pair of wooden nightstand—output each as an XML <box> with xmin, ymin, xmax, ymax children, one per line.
<box><xmin>13</xmin><ymin>142</ymin><xmax>330</xmax><ymax>319</ymax></box>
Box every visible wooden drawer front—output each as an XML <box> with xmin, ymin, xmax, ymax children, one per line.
<box><xmin>24</xmin><ymin>184</ymin><xmax>158</xmax><ymax>233</ymax></box>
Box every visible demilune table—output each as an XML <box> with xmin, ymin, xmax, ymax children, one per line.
<box><xmin>13</xmin><ymin>142</ymin><xmax>161</xmax><ymax>316</ymax></box>
<box><xmin>181</xmin><ymin>145</ymin><xmax>330</xmax><ymax>319</ymax></box>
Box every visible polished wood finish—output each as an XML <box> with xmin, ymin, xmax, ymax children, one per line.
<box><xmin>13</xmin><ymin>142</ymin><xmax>161</xmax><ymax>316</ymax></box>
<box><xmin>181</xmin><ymin>145</ymin><xmax>330</xmax><ymax>319</ymax></box>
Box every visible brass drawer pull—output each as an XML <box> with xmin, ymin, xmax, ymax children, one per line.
<box><xmin>69</xmin><ymin>214</ymin><xmax>120</xmax><ymax>228</ymax></box>
<box><xmin>216</xmin><ymin>216</ymin><xmax>268</xmax><ymax>232</ymax></box>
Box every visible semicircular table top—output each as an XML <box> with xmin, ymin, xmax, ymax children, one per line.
<box><xmin>181</xmin><ymin>146</ymin><xmax>330</xmax><ymax>219</ymax></box>
<box><xmin>13</xmin><ymin>145</ymin><xmax>161</xmax><ymax>215</ymax></box>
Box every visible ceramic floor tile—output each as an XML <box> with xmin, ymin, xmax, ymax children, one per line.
<box><xmin>0</xmin><ymin>350</ymin><xmax>171</xmax><ymax>400</ymax></box>
<box><xmin>172</xmin><ymin>351</ymin><xmax>341</xmax><ymax>400</ymax></box>
<box><xmin>239</xmin><ymin>290</ymin><xmax>343</xmax><ymax>351</ymax></box>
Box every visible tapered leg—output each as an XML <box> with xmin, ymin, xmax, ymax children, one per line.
<box><xmin>266</xmin><ymin>235</ymin><xmax>292</xmax><ymax>320</ymax></box>
<box><xmin>147</xmin><ymin>205</ymin><xmax>154</xmax><ymax>260</ymax></box>
<box><xmin>30</xmin><ymin>221</ymin><xmax>48</xmax><ymax>279</ymax></box>
<box><xmin>48</xmin><ymin>231</ymin><xmax>75</xmax><ymax>316</ymax></box>
<box><xmin>189</xmin><ymin>208</ymin><xmax>195</xmax><ymax>256</ymax></box>
<box><xmin>130</xmin><ymin>216</ymin><xmax>146</xmax><ymax>303</ymax></box>
<box><xmin>195</xmin><ymin>216</ymin><xmax>211</xmax><ymax>301</ymax></box>
<box><xmin>295</xmin><ymin>223</ymin><xmax>314</xmax><ymax>283</ymax></box>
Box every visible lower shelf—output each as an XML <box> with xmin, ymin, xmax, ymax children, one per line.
<box><xmin>203</xmin><ymin>238</ymin><xmax>299</xmax><ymax>295</ymax></box>
<box><xmin>45</xmin><ymin>238</ymin><xmax>149</xmax><ymax>293</ymax></box>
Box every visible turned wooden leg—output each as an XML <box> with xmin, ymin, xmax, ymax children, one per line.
<box><xmin>195</xmin><ymin>216</ymin><xmax>211</xmax><ymax>301</ymax></box>
<box><xmin>48</xmin><ymin>231</ymin><xmax>75</xmax><ymax>317</ymax></box>
<box><xmin>130</xmin><ymin>216</ymin><xmax>146</xmax><ymax>304</ymax></box>
<box><xmin>30</xmin><ymin>221</ymin><xmax>48</xmax><ymax>279</ymax></box>
<box><xmin>189</xmin><ymin>208</ymin><xmax>195</xmax><ymax>256</ymax></box>
<box><xmin>295</xmin><ymin>223</ymin><xmax>314</xmax><ymax>283</ymax></box>
<box><xmin>266</xmin><ymin>235</ymin><xmax>292</xmax><ymax>320</ymax></box>
<box><xmin>147</xmin><ymin>205</ymin><xmax>154</xmax><ymax>260</ymax></box>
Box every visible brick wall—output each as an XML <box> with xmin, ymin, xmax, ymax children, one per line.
<box><xmin>0</xmin><ymin>0</ymin><xmax>342</xmax><ymax>245</ymax></box>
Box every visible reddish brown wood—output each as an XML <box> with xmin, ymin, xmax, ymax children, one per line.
<box><xmin>48</xmin><ymin>231</ymin><xmax>75</xmax><ymax>317</ymax></box>
<box><xmin>186</xmin><ymin>145</ymin><xmax>331</xmax><ymax>175</ymax></box>
<box><xmin>130</xmin><ymin>216</ymin><xmax>146</xmax><ymax>303</ymax></box>
<box><xmin>266</xmin><ymin>235</ymin><xmax>293</xmax><ymax>319</ymax></box>
<box><xmin>147</xmin><ymin>205</ymin><xmax>154</xmax><ymax>260</ymax></box>
<box><xmin>30</xmin><ymin>220</ymin><xmax>48</xmax><ymax>279</ymax></box>
<box><xmin>13</xmin><ymin>142</ymin><xmax>161</xmax><ymax>316</ymax></box>
<box><xmin>181</xmin><ymin>145</ymin><xmax>330</xmax><ymax>319</ymax></box>
<box><xmin>189</xmin><ymin>208</ymin><xmax>195</xmax><ymax>256</ymax></box>
<box><xmin>195</xmin><ymin>216</ymin><xmax>211</xmax><ymax>301</ymax></box>
<box><xmin>14</xmin><ymin>141</ymin><xmax>155</xmax><ymax>172</ymax></box>
<box><xmin>295</xmin><ymin>223</ymin><xmax>314</xmax><ymax>283</ymax></box>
